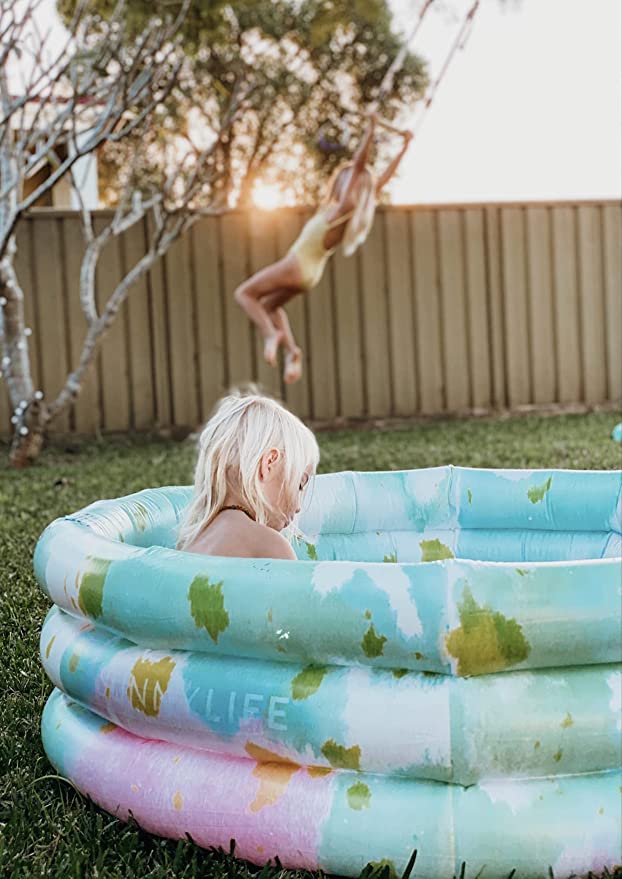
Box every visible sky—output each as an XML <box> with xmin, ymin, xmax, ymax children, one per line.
<box><xmin>13</xmin><ymin>0</ymin><xmax>622</xmax><ymax>205</ymax></box>
<box><xmin>388</xmin><ymin>0</ymin><xmax>622</xmax><ymax>203</ymax></box>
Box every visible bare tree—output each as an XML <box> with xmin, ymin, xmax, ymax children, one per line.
<box><xmin>0</xmin><ymin>0</ymin><xmax>245</xmax><ymax>466</ymax></box>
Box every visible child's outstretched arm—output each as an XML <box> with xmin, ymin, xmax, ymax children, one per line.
<box><xmin>375</xmin><ymin>129</ymin><xmax>413</xmax><ymax>194</ymax></box>
<box><xmin>338</xmin><ymin>113</ymin><xmax>378</xmax><ymax>208</ymax></box>
<box><xmin>352</xmin><ymin>113</ymin><xmax>377</xmax><ymax>172</ymax></box>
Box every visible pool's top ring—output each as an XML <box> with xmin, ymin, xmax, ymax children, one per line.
<box><xmin>34</xmin><ymin>466</ymin><xmax>622</xmax><ymax>676</ymax></box>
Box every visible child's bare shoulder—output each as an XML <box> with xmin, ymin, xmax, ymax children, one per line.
<box><xmin>251</xmin><ymin>522</ymin><xmax>297</xmax><ymax>561</ymax></box>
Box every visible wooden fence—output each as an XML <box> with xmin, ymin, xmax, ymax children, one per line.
<box><xmin>1</xmin><ymin>200</ymin><xmax>620</xmax><ymax>436</ymax></box>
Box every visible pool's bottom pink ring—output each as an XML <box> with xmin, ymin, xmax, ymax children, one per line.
<box><xmin>42</xmin><ymin>689</ymin><xmax>621</xmax><ymax>878</ymax></box>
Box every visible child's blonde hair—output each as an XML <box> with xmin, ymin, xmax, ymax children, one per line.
<box><xmin>177</xmin><ymin>388</ymin><xmax>319</xmax><ymax>551</ymax></box>
<box><xmin>324</xmin><ymin>163</ymin><xmax>377</xmax><ymax>257</ymax></box>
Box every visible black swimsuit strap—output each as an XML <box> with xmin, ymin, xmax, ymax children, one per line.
<box><xmin>221</xmin><ymin>504</ymin><xmax>256</xmax><ymax>521</ymax></box>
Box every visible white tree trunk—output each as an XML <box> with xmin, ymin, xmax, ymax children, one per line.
<box><xmin>0</xmin><ymin>0</ymin><xmax>241</xmax><ymax>465</ymax></box>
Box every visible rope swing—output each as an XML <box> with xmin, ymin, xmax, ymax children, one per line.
<box><xmin>319</xmin><ymin>0</ymin><xmax>481</xmax><ymax>151</ymax></box>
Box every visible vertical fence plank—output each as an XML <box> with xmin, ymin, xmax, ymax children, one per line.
<box><xmin>34</xmin><ymin>216</ymin><xmax>70</xmax><ymax>433</ymax></box>
<box><xmin>464</xmin><ymin>209</ymin><xmax>491</xmax><ymax>409</ymax></box>
<box><xmin>96</xmin><ymin>220</ymin><xmax>130</xmax><ymax>431</ymax></box>
<box><xmin>306</xmin><ymin>248</ymin><xmax>338</xmax><ymax>421</ymax></box>
<box><xmin>602</xmin><ymin>204</ymin><xmax>622</xmax><ymax>401</ymax></box>
<box><xmin>192</xmin><ymin>216</ymin><xmax>227</xmax><ymax>421</ymax></box>
<box><xmin>163</xmin><ymin>232</ymin><xmax>199</xmax><ymax>428</ymax></box>
<box><xmin>123</xmin><ymin>220</ymin><xmax>155</xmax><ymax>431</ymax></box>
<box><xmin>385</xmin><ymin>209</ymin><xmax>417</xmax><ymax>415</ymax></box>
<box><xmin>484</xmin><ymin>206</ymin><xmax>507</xmax><ymax>408</ymax></box>
<box><xmin>278</xmin><ymin>210</ymin><xmax>311</xmax><ymax>419</ymax></box>
<box><xmin>411</xmin><ymin>209</ymin><xmax>444</xmax><ymax>413</ymax></box>
<box><xmin>247</xmin><ymin>210</ymin><xmax>282</xmax><ymax>398</ymax></box>
<box><xmin>526</xmin><ymin>207</ymin><xmax>556</xmax><ymax>403</ymax></box>
<box><xmin>332</xmin><ymin>234</ymin><xmax>365</xmax><ymax>419</ymax></box>
<box><xmin>62</xmin><ymin>215</ymin><xmax>100</xmax><ymax>434</ymax></box>
<box><xmin>359</xmin><ymin>214</ymin><xmax>391</xmax><ymax>416</ymax></box>
<box><xmin>551</xmin><ymin>207</ymin><xmax>581</xmax><ymax>403</ymax></box>
<box><xmin>500</xmin><ymin>207</ymin><xmax>531</xmax><ymax>407</ymax></box>
<box><xmin>577</xmin><ymin>205</ymin><xmax>606</xmax><ymax>404</ymax></box>
<box><xmin>146</xmin><ymin>218</ymin><xmax>172</xmax><ymax>429</ymax></box>
<box><xmin>438</xmin><ymin>210</ymin><xmax>470</xmax><ymax>410</ymax></box>
<box><xmin>221</xmin><ymin>212</ymin><xmax>253</xmax><ymax>387</ymax></box>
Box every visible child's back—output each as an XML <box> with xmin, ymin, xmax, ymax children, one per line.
<box><xmin>184</xmin><ymin>508</ymin><xmax>296</xmax><ymax>560</ymax></box>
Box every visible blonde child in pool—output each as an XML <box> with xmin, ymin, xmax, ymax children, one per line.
<box><xmin>177</xmin><ymin>390</ymin><xmax>319</xmax><ymax>560</ymax></box>
<box><xmin>234</xmin><ymin>112</ymin><xmax>413</xmax><ymax>384</ymax></box>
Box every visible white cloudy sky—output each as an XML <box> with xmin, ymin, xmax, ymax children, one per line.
<box><xmin>388</xmin><ymin>0</ymin><xmax>622</xmax><ymax>202</ymax></box>
<box><xmin>14</xmin><ymin>0</ymin><xmax>622</xmax><ymax>204</ymax></box>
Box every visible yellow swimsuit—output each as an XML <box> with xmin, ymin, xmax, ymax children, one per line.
<box><xmin>288</xmin><ymin>209</ymin><xmax>352</xmax><ymax>290</ymax></box>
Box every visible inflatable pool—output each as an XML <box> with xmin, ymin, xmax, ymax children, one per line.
<box><xmin>36</xmin><ymin>467</ymin><xmax>622</xmax><ymax>876</ymax></box>
<box><xmin>42</xmin><ymin>691</ymin><xmax>621</xmax><ymax>878</ymax></box>
<box><xmin>41</xmin><ymin>606</ymin><xmax>621</xmax><ymax>786</ymax></box>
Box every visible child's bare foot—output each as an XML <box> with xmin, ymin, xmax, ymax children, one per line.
<box><xmin>264</xmin><ymin>330</ymin><xmax>284</xmax><ymax>367</ymax></box>
<box><xmin>283</xmin><ymin>347</ymin><xmax>303</xmax><ymax>384</ymax></box>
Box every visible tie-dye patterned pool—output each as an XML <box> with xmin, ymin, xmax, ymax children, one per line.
<box><xmin>36</xmin><ymin>467</ymin><xmax>622</xmax><ymax>876</ymax></box>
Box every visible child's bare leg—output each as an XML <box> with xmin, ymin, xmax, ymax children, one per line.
<box><xmin>276</xmin><ymin>309</ymin><xmax>303</xmax><ymax>384</ymax></box>
<box><xmin>257</xmin><ymin>287</ymin><xmax>299</xmax><ymax>366</ymax></box>
<box><xmin>235</xmin><ymin>277</ymin><xmax>285</xmax><ymax>366</ymax></box>
<box><xmin>261</xmin><ymin>292</ymin><xmax>303</xmax><ymax>384</ymax></box>
<box><xmin>234</xmin><ymin>255</ymin><xmax>303</xmax><ymax>366</ymax></box>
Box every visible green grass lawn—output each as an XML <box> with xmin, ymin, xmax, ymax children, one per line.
<box><xmin>1</xmin><ymin>412</ymin><xmax>620</xmax><ymax>879</ymax></box>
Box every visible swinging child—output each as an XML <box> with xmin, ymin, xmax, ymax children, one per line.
<box><xmin>234</xmin><ymin>113</ymin><xmax>413</xmax><ymax>384</ymax></box>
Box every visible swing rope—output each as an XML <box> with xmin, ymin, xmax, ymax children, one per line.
<box><xmin>362</xmin><ymin>0</ymin><xmax>480</xmax><ymax>140</ymax></box>
<box><xmin>409</xmin><ymin>0</ymin><xmax>480</xmax><ymax>138</ymax></box>
<box><xmin>375</xmin><ymin>0</ymin><xmax>436</xmax><ymax>106</ymax></box>
<box><xmin>318</xmin><ymin>0</ymin><xmax>436</xmax><ymax>147</ymax></box>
